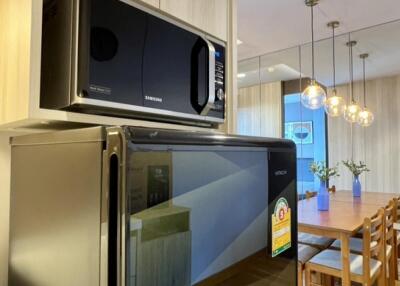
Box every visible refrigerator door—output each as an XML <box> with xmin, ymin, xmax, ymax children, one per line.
<box><xmin>113</xmin><ymin>128</ymin><xmax>297</xmax><ymax>286</ymax></box>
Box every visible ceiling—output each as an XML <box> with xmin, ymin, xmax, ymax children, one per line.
<box><xmin>238</xmin><ymin>0</ymin><xmax>400</xmax><ymax>60</ymax></box>
<box><xmin>237</xmin><ymin>1</ymin><xmax>400</xmax><ymax>89</ymax></box>
<box><xmin>238</xmin><ymin>20</ymin><xmax>400</xmax><ymax>88</ymax></box>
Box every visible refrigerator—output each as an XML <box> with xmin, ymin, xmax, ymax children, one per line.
<box><xmin>8</xmin><ymin>126</ymin><xmax>297</xmax><ymax>286</ymax></box>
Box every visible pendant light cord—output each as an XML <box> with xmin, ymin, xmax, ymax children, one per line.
<box><xmin>332</xmin><ymin>25</ymin><xmax>336</xmax><ymax>90</ymax></box>
<box><xmin>311</xmin><ymin>5</ymin><xmax>315</xmax><ymax>81</ymax></box>
<box><xmin>362</xmin><ymin>57</ymin><xmax>366</xmax><ymax>107</ymax></box>
<box><xmin>349</xmin><ymin>34</ymin><xmax>354</xmax><ymax>103</ymax></box>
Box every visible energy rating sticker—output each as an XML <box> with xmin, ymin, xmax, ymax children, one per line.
<box><xmin>271</xmin><ymin>197</ymin><xmax>291</xmax><ymax>257</ymax></box>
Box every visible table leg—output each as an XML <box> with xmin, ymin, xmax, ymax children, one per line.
<box><xmin>340</xmin><ymin>233</ymin><xmax>351</xmax><ymax>286</ymax></box>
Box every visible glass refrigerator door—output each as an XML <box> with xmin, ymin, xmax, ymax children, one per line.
<box><xmin>125</xmin><ymin>144</ymin><xmax>296</xmax><ymax>286</ymax></box>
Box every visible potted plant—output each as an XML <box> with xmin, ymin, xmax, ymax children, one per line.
<box><xmin>342</xmin><ymin>160</ymin><xmax>369</xmax><ymax>197</ymax></box>
<box><xmin>310</xmin><ymin>162</ymin><xmax>340</xmax><ymax>211</ymax></box>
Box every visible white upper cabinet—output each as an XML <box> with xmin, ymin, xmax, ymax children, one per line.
<box><xmin>160</xmin><ymin>0</ymin><xmax>228</xmax><ymax>41</ymax></box>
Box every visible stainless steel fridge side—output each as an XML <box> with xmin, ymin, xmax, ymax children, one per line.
<box><xmin>8</xmin><ymin>128</ymin><xmax>105</xmax><ymax>286</ymax></box>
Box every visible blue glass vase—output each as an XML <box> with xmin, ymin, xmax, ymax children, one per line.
<box><xmin>353</xmin><ymin>175</ymin><xmax>361</xmax><ymax>197</ymax></box>
<box><xmin>317</xmin><ymin>181</ymin><xmax>329</xmax><ymax>211</ymax></box>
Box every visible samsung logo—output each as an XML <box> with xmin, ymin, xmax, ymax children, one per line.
<box><xmin>275</xmin><ymin>170</ymin><xmax>288</xmax><ymax>176</ymax></box>
<box><xmin>145</xmin><ymin>95</ymin><xmax>163</xmax><ymax>103</ymax></box>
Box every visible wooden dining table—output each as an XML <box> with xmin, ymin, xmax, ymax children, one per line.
<box><xmin>298</xmin><ymin>190</ymin><xmax>399</xmax><ymax>286</ymax></box>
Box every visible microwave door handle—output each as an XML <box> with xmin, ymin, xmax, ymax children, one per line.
<box><xmin>200</xmin><ymin>37</ymin><xmax>216</xmax><ymax>116</ymax></box>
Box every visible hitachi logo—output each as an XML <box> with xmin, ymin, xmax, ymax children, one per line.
<box><xmin>275</xmin><ymin>170</ymin><xmax>288</xmax><ymax>176</ymax></box>
<box><xmin>145</xmin><ymin>95</ymin><xmax>163</xmax><ymax>103</ymax></box>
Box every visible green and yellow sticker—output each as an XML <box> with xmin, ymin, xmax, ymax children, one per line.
<box><xmin>271</xmin><ymin>197</ymin><xmax>291</xmax><ymax>257</ymax></box>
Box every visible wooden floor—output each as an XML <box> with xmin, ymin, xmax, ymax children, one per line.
<box><xmin>197</xmin><ymin>250</ymin><xmax>296</xmax><ymax>286</ymax></box>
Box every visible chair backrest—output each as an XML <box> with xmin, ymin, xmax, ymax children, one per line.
<box><xmin>362</xmin><ymin>208</ymin><xmax>385</xmax><ymax>282</ymax></box>
<box><xmin>384</xmin><ymin>199</ymin><xmax>395</xmax><ymax>247</ymax></box>
<box><xmin>395</xmin><ymin>197</ymin><xmax>400</xmax><ymax>222</ymax></box>
<box><xmin>305</xmin><ymin>191</ymin><xmax>317</xmax><ymax>199</ymax></box>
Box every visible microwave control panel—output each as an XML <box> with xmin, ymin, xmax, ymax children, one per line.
<box><xmin>213</xmin><ymin>42</ymin><xmax>226</xmax><ymax>113</ymax></box>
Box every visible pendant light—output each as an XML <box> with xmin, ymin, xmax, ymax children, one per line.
<box><xmin>301</xmin><ymin>0</ymin><xmax>327</xmax><ymax>110</ymax></box>
<box><xmin>324</xmin><ymin>21</ymin><xmax>346</xmax><ymax>117</ymax></box>
<box><xmin>358</xmin><ymin>53</ymin><xmax>374</xmax><ymax>127</ymax></box>
<box><xmin>343</xmin><ymin>38</ymin><xmax>361</xmax><ymax>123</ymax></box>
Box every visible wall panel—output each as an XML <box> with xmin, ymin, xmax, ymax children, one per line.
<box><xmin>260</xmin><ymin>82</ymin><xmax>282</xmax><ymax>137</ymax></box>
<box><xmin>237</xmin><ymin>82</ymin><xmax>282</xmax><ymax>138</ymax></box>
<box><xmin>328</xmin><ymin>75</ymin><xmax>400</xmax><ymax>193</ymax></box>
<box><xmin>237</xmin><ymin>85</ymin><xmax>261</xmax><ymax>136</ymax></box>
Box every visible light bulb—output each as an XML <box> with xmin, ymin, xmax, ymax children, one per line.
<box><xmin>358</xmin><ymin>108</ymin><xmax>374</xmax><ymax>127</ymax></box>
<box><xmin>301</xmin><ymin>82</ymin><xmax>327</xmax><ymax>110</ymax></box>
<box><xmin>324</xmin><ymin>91</ymin><xmax>346</xmax><ymax>117</ymax></box>
<box><xmin>344</xmin><ymin>103</ymin><xmax>361</xmax><ymax>123</ymax></box>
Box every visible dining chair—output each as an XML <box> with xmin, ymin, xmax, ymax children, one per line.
<box><xmin>385</xmin><ymin>200</ymin><xmax>397</xmax><ymax>286</ymax></box>
<box><xmin>298</xmin><ymin>243</ymin><xmax>321</xmax><ymax>286</ymax></box>
<box><xmin>329</xmin><ymin>200</ymin><xmax>396</xmax><ymax>286</ymax></box>
<box><xmin>393</xmin><ymin>197</ymin><xmax>400</xmax><ymax>280</ymax></box>
<box><xmin>304</xmin><ymin>208</ymin><xmax>386</xmax><ymax>286</ymax></box>
<box><xmin>306</xmin><ymin>191</ymin><xmax>318</xmax><ymax>199</ymax></box>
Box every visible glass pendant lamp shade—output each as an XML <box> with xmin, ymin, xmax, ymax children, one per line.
<box><xmin>302</xmin><ymin>0</ymin><xmax>327</xmax><ymax>110</ymax></box>
<box><xmin>324</xmin><ymin>21</ymin><xmax>346</xmax><ymax>117</ymax></box>
<box><xmin>325</xmin><ymin>90</ymin><xmax>346</xmax><ymax>116</ymax></box>
<box><xmin>344</xmin><ymin>39</ymin><xmax>361</xmax><ymax>123</ymax></box>
<box><xmin>358</xmin><ymin>53</ymin><xmax>374</xmax><ymax>127</ymax></box>
<box><xmin>344</xmin><ymin>102</ymin><xmax>361</xmax><ymax>123</ymax></box>
<box><xmin>301</xmin><ymin>80</ymin><xmax>327</xmax><ymax>109</ymax></box>
<box><xmin>358</xmin><ymin>108</ymin><xmax>374</xmax><ymax>126</ymax></box>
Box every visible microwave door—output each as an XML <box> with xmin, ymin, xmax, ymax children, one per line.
<box><xmin>142</xmin><ymin>16</ymin><xmax>214</xmax><ymax>117</ymax></box>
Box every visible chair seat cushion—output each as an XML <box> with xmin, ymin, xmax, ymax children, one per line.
<box><xmin>308</xmin><ymin>249</ymin><xmax>382</xmax><ymax>277</ymax></box>
<box><xmin>330</xmin><ymin>238</ymin><xmax>390</xmax><ymax>256</ymax></box>
<box><xmin>330</xmin><ymin>238</ymin><xmax>363</xmax><ymax>254</ymax></box>
<box><xmin>298</xmin><ymin>232</ymin><xmax>334</xmax><ymax>249</ymax></box>
<box><xmin>298</xmin><ymin>243</ymin><xmax>320</xmax><ymax>264</ymax></box>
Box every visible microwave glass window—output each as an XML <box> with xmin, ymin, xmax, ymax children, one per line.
<box><xmin>84</xmin><ymin>0</ymin><xmax>147</xmax><ymax>105</ymax></box>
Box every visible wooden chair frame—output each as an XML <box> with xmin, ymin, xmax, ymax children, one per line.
<box><xmin>392</xmin><ymin>197</ymin><xmax>400</xmax><ymax>280</ymax></box>
<box><xmin>304</xmin><ymin>208</ymin><xmax>386</xmax><ymax>286</ymax></box>
<box><xmin>384</xmin><ymin>200</ymin><xmax>396</xmax><ymax>286</ymax></box>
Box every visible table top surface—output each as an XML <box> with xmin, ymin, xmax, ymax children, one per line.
<box><xmin>330</xmin><ymin>191</ymin><xmax>399</xmax><ymax>206</ymax></box>
<box><xmin>298</xmin><ymin>191</ymin><xmax>399</xmax><ymax>235</ymax></box>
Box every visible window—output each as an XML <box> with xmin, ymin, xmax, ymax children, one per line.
<box><xmin>283</xmin><ymin>94</ymin><xmax>327</xmax><ymax>195</ymax></box>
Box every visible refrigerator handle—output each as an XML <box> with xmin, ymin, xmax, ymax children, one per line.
<box><xmin>101</xmin><ymin>128</ymin><xmax>126</xmax><ymax>286</ymax></box>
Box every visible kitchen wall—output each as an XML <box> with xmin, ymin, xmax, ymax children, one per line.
<box><xmin>328</xmin><ymin>74</ymin><xmax>400</xmax><ymax>193</ymax></box>
<box><xmin>237</xmin><ymin>81</ymin><xmax>282</xmax><ymax>138</ymax></box>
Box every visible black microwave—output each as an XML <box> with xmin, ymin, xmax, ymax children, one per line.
<box><xmin>40</xmin><ymin>0</ymin><xmax>226</xmax><ymax>126</ymax></box>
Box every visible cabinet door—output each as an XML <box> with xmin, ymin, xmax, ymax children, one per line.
<box><xmin>160</xmin><ymin>0</ymin><xmax>227</xmax><ymax>41</ymax></box>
